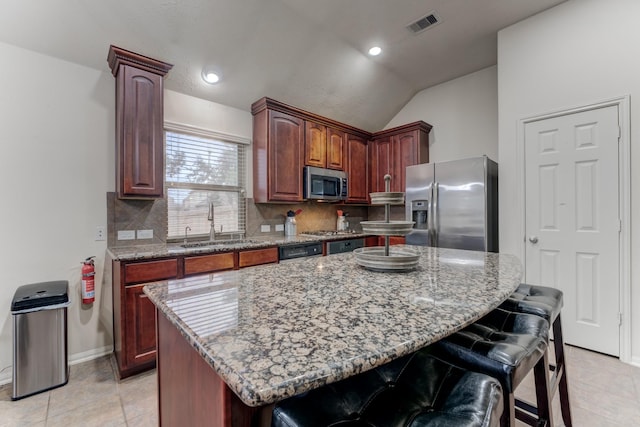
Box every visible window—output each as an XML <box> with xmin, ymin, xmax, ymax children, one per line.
<box><xmin>165</xmin><ymin>123</ymin><xmax>248</xmax><ymax>240</ymax></box>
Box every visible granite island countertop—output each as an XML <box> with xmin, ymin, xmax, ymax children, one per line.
<box><xmin>143</xmin><ymin>246</ymin><xmax>522</xmax><ymax>407</ymax></box>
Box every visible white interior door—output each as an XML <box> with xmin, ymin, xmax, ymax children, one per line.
<box><xmin>524</xmin><ymin>105</ymin><xmax>620</xmax><ymax>356</ymax></box>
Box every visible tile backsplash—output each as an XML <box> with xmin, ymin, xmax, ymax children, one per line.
<box><xmin>107</xmin><ymin>192</ymin><xmax>372</xmax><ymax>247</ymax></box>
<box><xmin>107</xmin><ymin>192</ymin><xmax>167</xmax><ymax>247</ymax></box>
<box><xmin>247</xmin><ymin>199</ymin><xmax>368</xmax><ymax>236</ymax></box>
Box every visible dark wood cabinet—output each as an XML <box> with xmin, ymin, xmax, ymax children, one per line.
<box><xmin>107</xmin><ymin>45</ymin><xmax>173</xmax><ymax>199</ymax></box>
<box><xmin>184</xmin><ymin>252</ymin><xmax>236</xmax><ymax>276</ymax></box>
<box><xmin>114</xmin><ymin>257</ymin><xmax>178</xmax><ymax>378</ymax></box>
<box><xmin>304</xmin><ymin>122</ymin><xmax>345</xmax><ymax>171</ymax></box>
<box><xmin>304</xmin><ymin>121</ymin><xmax>327</xmax><ymax>168</ymax></box>
<box><xmin>369</xmin><ymin>122</ymin><xmax>432</xmax><ymax>194</ymax></box>
<box><xmin>238</xmin><ymin>247</ymin><xmax>279</xmax><ymax>268</ymax></box>
<box><xmin>326</xmin><ymin>127</ymin><xmax>346</xmax><ymax>171</ymax></box>
<box><xmin>112</xmin><ymin>247</ymin><xmax>279</xmax><ymax>378</ymax></box>
<box><xmin>252</xmin><ymin>98</ymin><xmax>371</xmax><ymax>203</ymax></box>
<box><xmin>124</xmin><ymin>284</ymin><xmax>157</xmax><ymax>369</ymax></box>
<box><xmin>346</xmin><ymin>134</ymin><xmax>368</xmax><ymax>203</ymax></box>
<box><xmin>253</xmin><ymin>104</ymin><xmax>305</xmax><ymax>202</ymax></box>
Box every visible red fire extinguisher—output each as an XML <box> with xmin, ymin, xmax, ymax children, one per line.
<box><xmin>81</xmin><ymin>256</ymin><xmax>96</xmax><ymax>304</ymax></box>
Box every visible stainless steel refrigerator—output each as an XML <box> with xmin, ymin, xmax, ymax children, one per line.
<box><xmin>405</xmin><ymin>155</ymin><xmax>498</xmax><ymax>252</ymax></box>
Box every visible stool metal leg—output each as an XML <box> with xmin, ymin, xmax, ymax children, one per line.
<box><xmin>552</xmin><ymin>314</ymin><xmax>572</xmax><ymax>427</ymax></box>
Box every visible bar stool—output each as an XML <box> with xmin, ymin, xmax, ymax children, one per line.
<box><xmin>433</xmin><ymin>308</ymin><xmax>553</xmax><ymax>427</ymax></box>
<box><xmin>499</xmin><ymin>284</ymin><xmax>572</xmax><ymax>427</ymax></box>
<box><xmin>271</xmin><ymin>345</ymin><xmax>504</xmax><ymax>427</ymax></box>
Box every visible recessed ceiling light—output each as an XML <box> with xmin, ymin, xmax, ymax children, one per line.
<box><xmin>368</xmin><ymin>46</ymin><xmax>382</xmax><ymax>56</ymax></box>
<box><xmin>202</xmin><ymin>67</ymin><xmax>220</xmax><ymax>84</ymax></box>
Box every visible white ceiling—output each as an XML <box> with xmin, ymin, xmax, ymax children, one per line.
<box><xmin>1</xmin><ymin>0</ymin><xmax>565</xmax><ymax>131</ymax></box>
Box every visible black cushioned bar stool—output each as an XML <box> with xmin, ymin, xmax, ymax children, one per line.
<box><xmin>499</xmin><ymin>284</ymin><xmax>572</xmax><ymax>427</ymax></box>
<box><xmin>433</xmin><ymin>308</ymin><xmax>552</xmax><ymax>427</ymax></box>
<box><xmin>271</xmin><ymin>345</ymin><xmax>504</xmax><ymax>427</ymax></box>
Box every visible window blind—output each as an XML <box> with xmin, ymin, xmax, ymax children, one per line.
<box><xmin>165</xmin><ymin>124</ymin><xmax>247</xmax><ymax>240</ymax></box>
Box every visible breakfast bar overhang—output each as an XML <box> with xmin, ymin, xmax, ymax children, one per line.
<box><xmin>144</xmin><ymin>246</ymin><xmax>523</xmax><ymax>426</ymax></box>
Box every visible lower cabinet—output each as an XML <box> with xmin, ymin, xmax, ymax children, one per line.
<box><xmin>113</xmin><ymin>247</ymin><xmax>278</xmax><ymax>379</ymax></box>
<box><xmin>238</xmin><ymin>247</ymin><xmax>279</xmax><ymax>268</ymax></box>
<box><xmin>124</xmin><ymin>285</ymin><xmax>157</xmax><ymax>369</ymax></box>
<box><xmin>114</xmin><ymin>257</ymin><xmax>178</xmax><ymax>378</ymax></box>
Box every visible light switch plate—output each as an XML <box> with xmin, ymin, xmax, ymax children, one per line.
<box><xmin>137</xmin><ymin>229</ymin><xmax>153</xmax><ymax>239</ymax></box>
<box><xmin>261</xmin><ymin>224</ymin><xmax>271</xmax><ymax>232</ymax></box>
<box><xmin>117</xmin><ymin>230</ymin><xmax>135</xmax><ymax>240</ymax></box>
<box><xmin>275</xmin><ymin>224</ymin><xmax>284</xmax><ymax>232</ymax></box>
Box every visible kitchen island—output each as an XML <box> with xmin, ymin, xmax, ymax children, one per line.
<box><xmin>144</xmin><ymin>246</ymin><xmax>522</xmax><ymax>426</ymax></box>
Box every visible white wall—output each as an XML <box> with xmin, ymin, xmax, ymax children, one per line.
<box><xmin>0</xmin><ymin>42</ymin><xmax>114</xmax><ymax>383</ymax></box>
<box><xmin>0</xmin><ymin>43</ymin><xmax>256</xmax><ymax>384</ymax></box>
<box><xmin>498</xmin><ymin>0</ymin><xmax>640</xmax><ymax>363</ymax></box>
<box><xmin>385</xmin><ymin>66</ymin><xmax>498</xmax><ymax>163</ymax></box>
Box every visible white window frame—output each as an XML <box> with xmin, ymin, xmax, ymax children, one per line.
<box><xmin>164</xmin><ymin>121</ymin><xmax>250</xmax><ymax>242</ymax></box>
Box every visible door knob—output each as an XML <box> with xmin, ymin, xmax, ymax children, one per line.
<box><xmin>528</xmin><ymin>236</ymin><xmax>539</xmax><ymax>244</ymax></box>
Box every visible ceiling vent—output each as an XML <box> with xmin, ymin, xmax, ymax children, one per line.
<box><xmin>407</xmin><ymin>11</ymin><xmax>441</xmax><ymax>34</ymax></box>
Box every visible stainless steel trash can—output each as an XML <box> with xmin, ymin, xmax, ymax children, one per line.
<box><xmin>11</xmin><ymin>280</ymin><xmax>70</xmax><ymax>400</ymax></box>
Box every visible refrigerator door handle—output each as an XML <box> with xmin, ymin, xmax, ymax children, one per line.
<box><xmin>432</xmin><ymin>182</ymin><xmax>439</xmax><ymax>246</ymax></box>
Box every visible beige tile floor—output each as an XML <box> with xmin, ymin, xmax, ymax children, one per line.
<box><xmin>1</xmin><ymin>344</ymin><xmax>639</xmax><ymax>426</ymax></box>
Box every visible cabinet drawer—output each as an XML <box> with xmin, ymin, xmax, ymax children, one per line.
<box><xmin>184</xmin><ymin>252</ymin><xmax>235</xmax><ymax>276</ymax></box>
<box><xmin>124</xmin><ymin>259</ymin><xmax>178</xmax><ymax>284</ymax></box>
<box><xmin>238</xmin><ymin>247</ymin><xmax>278</xmax><ymax>268</ymax></box>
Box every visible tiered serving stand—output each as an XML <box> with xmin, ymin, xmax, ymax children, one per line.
<box><xmin>353</xmin><ymin>175</ymin><xmax>419</xmax><ymax>272</ymax></box>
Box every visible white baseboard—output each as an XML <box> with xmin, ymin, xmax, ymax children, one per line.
<box><xmin>629</xmin><ymin>355</ymin><xmax>640</xmax><ymax>369</ymax></box>
<box><xmin>0</xmin><ymin>345</ymin><xmax>114</xmax><ymax>387</ymax></box>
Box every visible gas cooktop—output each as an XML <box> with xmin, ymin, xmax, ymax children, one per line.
<box><xmin>300</xmin><ymin>230</ymin><xmax>359</xmax><ymax>237</ymax></box>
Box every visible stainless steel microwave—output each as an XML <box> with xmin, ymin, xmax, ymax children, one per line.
<box><xmin>303</xmin><ymin>166</ymin><xmax>348</xmax><ymax>201</ymax></box>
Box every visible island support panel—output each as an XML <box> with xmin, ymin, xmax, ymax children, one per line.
<box><xmin>156</xmin><ymin>311</ymin><xmax>260</xmax><ymax>426</ymax></box>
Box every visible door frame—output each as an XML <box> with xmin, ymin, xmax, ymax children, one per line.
<box><xmin>516</xmin><ymin>95</ymin><xmax>631</xmax><ymax>363</ymax></box>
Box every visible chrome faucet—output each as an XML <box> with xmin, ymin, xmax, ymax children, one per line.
<box><xmin>208</xmin><ymin>202</ymin><xmax>216</xmax><ymax>241</ymax></box>
<box><xmin>184</xmin><ymin>226</ymin><xmax>191</xmax><ymax>245</ymax></box>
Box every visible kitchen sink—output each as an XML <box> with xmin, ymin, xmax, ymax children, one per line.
<box><xmin>181</xmin><ymin>239</ymin><xmax>258</xmax><ymax>248</ymax></box>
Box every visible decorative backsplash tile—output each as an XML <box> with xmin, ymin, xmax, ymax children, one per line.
<box><xmin>107</xmin><ymin>192</ymin><xmax>167</xmax><ymax>247</ymax></box>
<box><xmin>107</xmin><ymin>192</ymin><xmax>375</xmax><ymax>247</ymax></box>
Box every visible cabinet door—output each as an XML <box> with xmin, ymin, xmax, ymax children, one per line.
<box><xmin>392</xmin><ymin>130</ymin><xmax>419</xmax><ymax>193</ymax></box>
<box><xmin>118</xmin><ymin>65</ymin><xmax>164</xmax><ymax>198</ymax></box>
<box><xmin>304</xmin><ymin>121</ymin><xmax>326</xmax><ymax>168</ymax></box>
<box><xmin>124</xmin><ymin>284</ymin><xmax>157</xmax><ymax>368</ymax></box>
<box><xmin>369</xmin><ymin>137</ymin><xmax>392</xmax><ymax>193</ymax></box>
<box><xmin>124</xmin><ymin>258</ymin><xmax>178</xmax><ymax>284</ymax></box>
<box><xmin>238</xmin><ymin>247</ymin><xmax>279</xmax><ymax>268</ymax></box>
<box><xmin>346</xmin><ymin>134</ymin><xmax>368</xmax><ymax>203</ymax></box>
<box><xmin>184</xmin><ymin>252</ymin><xmax>235</xmax><ymax>276</ymax></box>
<box><xmin>326</xmin><ymin>128</ymin><xmax>346</xmax><ymax>171</ymax></box>
<box><xmin>269</xmin><ymin>111</ymin><xmax>304</xmax><ymax>201</ymax></box>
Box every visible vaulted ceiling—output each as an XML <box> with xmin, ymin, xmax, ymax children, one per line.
<box><xmin>1</xmin><ymin>0</ymin><xmax>565</xmax><ymax>131</ymax></box>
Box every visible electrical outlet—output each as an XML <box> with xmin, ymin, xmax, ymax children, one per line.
<box><xmin>261</xmin><ymin>224</ymin><xmax>271</xmax><ymax>232</ymax></box>
<box><xmin>117</xmin><ymin>230</ymin><xmax>135</xmax><ymax>240</ymax></box>
<box><xmin>95</xmin><ymin>226</ymin><xmax>106</xmax><ymax>241</ymax></box>
<box><xmin>275</xmin><ymin>224</ymin><xmax>284</xmax><ymax>232</ymax></box>
<box><xmin>137</xmin><ymin>229</ymin><xmax>153</xmax><ymax>239</ymax></box>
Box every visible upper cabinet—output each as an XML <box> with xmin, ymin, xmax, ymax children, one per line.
<box><xmin>304</xmin><ymin>121</ymin><xmax>327</xmax><ymax>168</ymax></box>
<box><xmin>369</xmin><ymin>122</ymin><xmax>432</xmax><ymax>193</ymax></box>
<box><xmin>346</xmin><ymin>134</ymin><xmax>368</xmax><ymax>203</ymax></box>
<box><xmin>304</xmin><ymin>122</ymin><xmax>345</xmax><ymax>171</ymax></box>
<box><xmin>251</xmin><ymin>98</ymin><xmax>431</xmax><ymax>204</ymax></box>
<box><xmin>326</xmin><ymin>127</ymin><xmax>346</xmax><ymax>171</ymax></box>
<box><xmin>107</xmin><ymin>45</ymin><xmax>173</xmax><ymax>199</ymax></box>
<box><xmin>252</xmin><ymin>98</ymin><xmax>369</xmax><ymax>203</ymax></box>
<box><xmin>253</xmin><ymin>105</ymin><xmax>305</xmax><ymax>203</ymax></box>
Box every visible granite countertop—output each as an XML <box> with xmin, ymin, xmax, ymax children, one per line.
<box><xmin>107</xmin><ymin>232</ymin><xmax>370</xmax><ymax>261</ymax></box>
<box><xmin>143</xmin><ymin>246</ymin><xmax>523</xmax><ymax>407</ymax></box>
